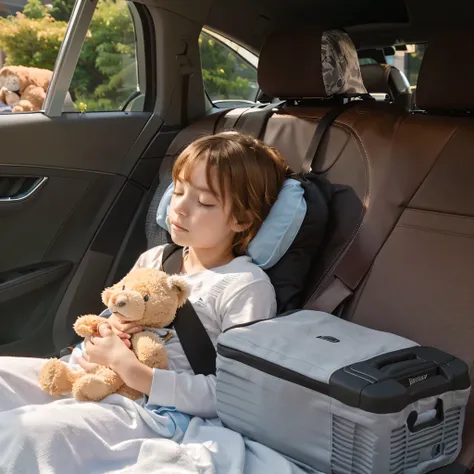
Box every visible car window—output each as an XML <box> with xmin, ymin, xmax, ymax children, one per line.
<box><xmin>0</xmin><ymin>0</ymin><xmax>69</xmax><ymax>114</ymax></box>
<box><xmin>0</xmin><ymin>0</ymin><xmax>143</xmax><ymax>114</ymax></box>
<box><xmin>359</xmin><ymin>57</ymin><xmax>378</xmax><ymax>65</ymax></box>
<box><xmin>387</xmin><ymin>43</ymin><xmax>426</xmax><ymax>86</ymax></box>
<box><xmin>67</xmin><ymin>0</ymin><xmax>143</xmax><ymax>112</ymax></box>
<box><xmin>199</xmin><ymin>29</ymin><xmax>258</xmax><ymax>105</ymax></box>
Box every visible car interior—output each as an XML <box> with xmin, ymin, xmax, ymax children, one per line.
<box><xmin>0</xmin><ymin>0</ymin><xmax>473</xmax><ymax>471</ymax></box>
<box><xmin>360</xmin><ymin>62</ymin><xmax>412</xmax><ymax>109</ymax></box>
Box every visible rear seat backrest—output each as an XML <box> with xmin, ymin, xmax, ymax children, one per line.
<box><xmin>347</xmin><ymin>31</ymin><xmax>474</xmax><ymax>470</ymax></box>
<box><xmin>360</xmin><ymin>63</ymin><xmax>412</xmax><ymax>110</ymax></box>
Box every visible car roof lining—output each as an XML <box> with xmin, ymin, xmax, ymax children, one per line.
<box><xmin>140</xmin><ymin>0</ymin><xmax>474</xmax><ymax>54</ymax></box>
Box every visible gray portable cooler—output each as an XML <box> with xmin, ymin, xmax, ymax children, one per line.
<box><xmin>216</xmin><ymin>310</ymin><xmax>471</xmax><ymax>474</ymax></box>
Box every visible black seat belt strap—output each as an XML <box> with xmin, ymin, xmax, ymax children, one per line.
<box><xmin>302</xmin><ymin>98</ymin><xmax>375</xmax><ymax>314</ymax></box>
<box><xmin>302</xmin><ymin>100</ymin><xmax>362</xmax><ymax>173</ymax></box>
<box><xmin>161</xmin><ymin>244</ymin><xmax>217</xmax><ymax>376</ymax></box>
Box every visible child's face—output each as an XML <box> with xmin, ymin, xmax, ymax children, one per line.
<box><xmin>169</xmin><ymin>161</ymin><xmax>242</xmax><ymax>252</ymax></box>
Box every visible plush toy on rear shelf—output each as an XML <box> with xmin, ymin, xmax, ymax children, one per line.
<box><xmin>0</xmin><ymin>66</ymin><xmax>53</xmax><ymax>112</ymax></box>
<box><xmin>39</xmin><ymin>267</ymin><xmax>189</xmax><ymax>402</ymax></box>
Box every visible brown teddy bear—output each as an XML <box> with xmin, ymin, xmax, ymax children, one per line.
<box><xmin>0</xmin><ymin>65</ymin><xmax>53</xmax><ymax>112</ymax></box>
<box><xmin>39</xmin><ymin>267</ymin><xmax>189</xmax><ymax>402</ymax></box>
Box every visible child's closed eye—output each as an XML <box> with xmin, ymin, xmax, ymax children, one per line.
<box><xmin>198</xmin><ymin>200</ymin><xmax>215</xmax><ymax>208</ymax></box>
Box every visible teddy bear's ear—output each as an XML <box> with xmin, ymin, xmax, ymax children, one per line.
<box><xmin>101</xmin><ymin>286</ymin><xmax>114</xmax><ymax>306</ymax></box>
<box><xmin>166</xmin><ymin>275</ymin><xmax>190</xmax><ymax>308</ymax></box>
<box><xmin>0</xmin><ymin>67</ymin><xmax>9</xmax><ymax>87</ymax></box>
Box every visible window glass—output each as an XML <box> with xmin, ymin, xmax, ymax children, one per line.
<box><xmin>199</xmin><ymin>29</ymin><xmax>258</xmax><ymax>104</ymax></box>
<box><xmin>68</xmin><ymin>0</ymin><xmax>142</xmax><ymax>112</ymax></box>
<box><xmin>0</xmin><ymin>0</ymin><xmax>142</xmax><ymax>114</ymax></box>
<box><xmin>359</xmin><ymin>57</ymin><xmax>378</xmax><ymax>66</ymax></box>
<box><xmin>386</xmin><ymin>43</ymin><xmax>426</xmax><ymax>86</ymax></box>
<box><xmin>0</xmin><ymin>0</ymin><xmax>71</xmax><ymax>114</ymax></box>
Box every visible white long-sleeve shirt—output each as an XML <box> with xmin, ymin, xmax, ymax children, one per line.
<box><xmin>133</xmin><ymin>245</ymin><xmax>277</xmax><ymax>419</ymax></box>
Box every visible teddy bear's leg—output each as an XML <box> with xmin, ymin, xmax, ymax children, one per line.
<box><xmin>39</xmin><ymin>359</ymin><xmax>82</xmax><ymax>397</ymax></box>
<box><xmin>12</xmin><ymin>100</ymin><xmax>33</xmax><ymax>113</ymax></box>
<box><xmin>21</xmin><ymin>85</ymin><xmax>46</xmax><ymax>111</ymax></box>
<box><xmin>72</xmin><ymin>367</ymin><xmax>124</xmax><ymax>402</ymax></box>
<box><xmin>131</xmin><ymin>331</ymin><xmax>168</xmax><ymax>370</ymax></box>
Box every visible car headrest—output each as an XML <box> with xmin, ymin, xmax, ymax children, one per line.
<box><xmin>360</xmin><ymin>63</ymin><xmax>410</xmax><ymax>99</ymax></box>
<box><xmin>258</xmin><ymin>29</ymin><xmax>367</xmax><ymax>99</ymax></box>
<box><xmin>417</xmin><ymin>30</ymin><xmax>474</xmax><ymax>113</ymax></box>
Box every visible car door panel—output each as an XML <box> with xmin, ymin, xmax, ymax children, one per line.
<box><xmin>0</xmin><ymin>112</ymin><xmax>152</xmax><ymax>173</ymax></box>
<box><xmin>0</xmin><ymin>1</ymin><xmax>200</xmax><ymax>359</ymax></box>
<box><xmin>0</xmin><ymin>261</ymin><xmax>72</xmax><ymax>348</ymax></box>
<box><xmin>0</xmin><ymin>110</ymin><xmax>168</xmax><ymax>357</ymax></box>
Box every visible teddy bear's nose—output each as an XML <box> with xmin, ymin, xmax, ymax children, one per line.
<box><xmin>115</xmin><ymin>296</ymin><xmax>127</xmax><ymax>308</ymax></box>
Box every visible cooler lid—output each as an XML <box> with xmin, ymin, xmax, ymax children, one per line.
<box><xmin>329</xmin><ymin>346</ymin><xmax>471</xmax><ymax>414</ymax></box>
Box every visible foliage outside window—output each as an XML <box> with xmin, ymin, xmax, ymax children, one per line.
<box><xmin>199</xmin><ymin>30</ymin><xmax>258</xmax><ymax>103</ymax></box>
<box><xmin>0</xmin><ymin>0</ymin><xmax>140</xmax><ymax>112</ymax></box>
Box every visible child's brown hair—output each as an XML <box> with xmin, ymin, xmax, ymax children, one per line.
<box><xmin>172</xmin><ymin>131</ymin><xmax>290</xmax><ymax>255</ymax></box>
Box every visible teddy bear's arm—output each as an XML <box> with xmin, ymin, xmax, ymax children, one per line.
<box><xmin>73</xmin><ymin>314</ymin><xmax>106</xmax><ymax>337</ymax></box>
<box><xmin>131</xmin><ymin>331</ymin><xmax>168</xmax><ymax>370</ymax></box>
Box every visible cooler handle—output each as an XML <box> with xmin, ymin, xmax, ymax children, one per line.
<box><xmin>371</xmin><ymin>350</ymin><xmax>417</xmax><ymax>369</ymax></box>
<box><xmin>407</xmin><ymin>399</ymin><xmax>444</xmax><ymax>433</ymax></box>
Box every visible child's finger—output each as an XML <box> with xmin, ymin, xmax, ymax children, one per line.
<box><xmin>116</xmin><ymin>333</ymin><xmax>132</xmax><ymax>348</ymax></box>
<box><xmin>120</xmin><ymin>322</ymin><xmax>143</xmax><ymax>333</ymax></box>
<box><xmin>97</xmin><ymin>321</ymin><xmax>112</xmax><ymax>334</ymax></box>
<box><xmin>125</xmin><ymin>326</ymin><xmax>143</xmax><ymax>334</ymax></box>
<box><xmin>98</xmin><ymin>323</ymin><xmax>114</xmax><ymax>337</ymax></box>
<box><xmin>77</xmin><ymin>356</ymin><xmax>99</xmax><ymax>373</ymax></box>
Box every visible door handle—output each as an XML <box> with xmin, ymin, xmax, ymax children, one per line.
<box><xmin>0</xmin><ymin>176</ymin><xmax>47</xmax><ymax>202</ymax></box>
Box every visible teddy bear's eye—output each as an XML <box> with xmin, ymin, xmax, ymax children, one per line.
<box><xmin>143</xmin><ymin>295</ymin><xmax>149</xmax><ymax>302</ymax></box>
<box><xmin>122</xmin><ymin>285</ymin><xmax>125</xmax><ymax>290</ymax></box>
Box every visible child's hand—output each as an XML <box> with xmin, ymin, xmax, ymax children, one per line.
<box><xmin>84</xmin><ymin>323</ymin><xmax>137</xmax><ymax>372</ymax></box>
<box><xmin>76</xmin><ymin>356</ymin><xmax>99</xmax><ymax>373</ymax></box>
<box><xmin>107</xmin><ymin>314</ymin><xmax>143</xmax><ymax>348</ymax></box>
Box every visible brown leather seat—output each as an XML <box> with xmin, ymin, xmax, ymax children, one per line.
<box><xmin>360</xmin><ymin>63</ymin><xmax>412</xmax><ymax>109</ymax></box>
<box><xmin>344</xmin><ymin>31</ymin><xmax>474</xmax><ymax>471</ymax></box>
<box><xmin>154</xmin><ymin>28</ymin><xmax>473</xmax><ymax>472</ymax></box>
<box><xmin>253</xmin><ymin>29</ymin><xmax>474</xmax><ymax>470</ymax></box>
